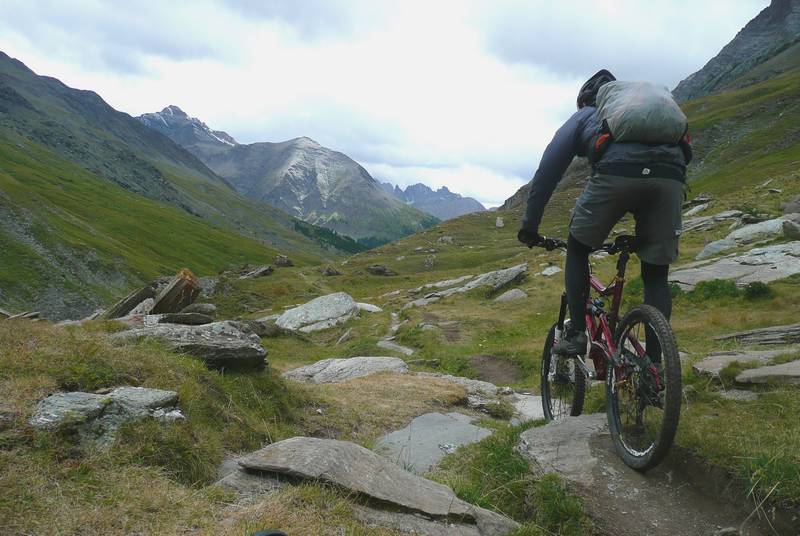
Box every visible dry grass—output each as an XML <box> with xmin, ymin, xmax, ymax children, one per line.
<box><xmin>292</xmin><ymin>372</ymin><xmax>469</xmax><ymax>446</ymax></box>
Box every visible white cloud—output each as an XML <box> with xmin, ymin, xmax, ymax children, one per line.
<box><xmin>0</xmin><ymin>0</ymin><xmax>769</xmax><ymax>206</ymax></box>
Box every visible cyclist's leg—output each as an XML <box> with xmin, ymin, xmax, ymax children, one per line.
<box><xmin>565</xmin><ymin>234</ymin><xmax>592</xmax><ymax>333</ymax></box>
<box><xmin>641</xmin><ymin>261</ymin><xmax>670</xmax><ymax>362</ymax></box>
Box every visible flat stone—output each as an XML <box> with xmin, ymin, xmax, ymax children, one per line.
<box><xmin>718</xmin><ymin>389</ymin><xmax>759</xmax><ymax>402</ymax></box>
<box><xmin>508</xmin><ymin>394</ymin><xmax>545</xmax><ymax>423</ymax></box>
<box><xmin>682</xmin><ymin>210</ymin><xmax>743</xmax><ymax>233</ymax></box>
<box><xmin>409</xmin><ymin>274</ymin><xmax>475</xmax><ymax>294</ymax></box>
<box><xmin>180</xmin><ymin>303</ymin><xmax>217</xmax><ymax>316</ymax></box>
<box><xmin>105</xmin><ymin>285</ymin><xmax>156</xmax><ymax>319</ymax></box>
<box><xmin>670</xmin><ymin>241</ymin><xmax>800</xmax><ymax>290</ymax></box>
<box><xmin>714</xmin><ymin>323</ymin><xmax>800</xmax><ymax>345</ymax></box>
<box><xmin>239</xmin><ymin>265</ymin><xmax>274</xmax><ymax>279</ymax></box>
<box><xmin>276</xmin><ymin>292</ymin><xmax>378</xmax><ymax>333</ymax></box>
<box><xmin>403</xmin><ymin>296</ymin><xmax>441</xmax><ymax>309</ymax></box>
<box><xmin>683</xmin><ymin>203</ymin><xmax>709</xmax><ymax>217</ymax></box>
<box><xmin>282</xmin><ymin>356</ymin><xmax>408</xmax><ymax>384</ymax></box>
<box><xmin>416</xmin><ymin>372</ymin><xmax>501</xmax><ymax>396</ymax></box>
<box><xmin>539</xmin><ymin>266</ymin><xmax>562</xmax><ymax>277</ymax></box>
<box><xmin>377</xmin><ymin>339</ymin><xmax>414</xmax><ymax>356</ymax></box>
<box><xmin>28</xmin><ymin>392</ymin><xmax>110</xmax><ymax>429</ymax></box>
<box><xmin>435</xmin><ymin>264</ymin><xmax>528</xmax><ymax>298</ymax></box>
<box><xmin>239</xmin><ymin>437</ymin><xmax>518</xmax><ymax>534</ymax></box>
<box><xmin>114</xmin><ymin>320</ymin><xmax>267</xmax><ymax>370</ymax></box>
<box><xmin>495</xmin><ymin>217</ymin><xmax>505</xmax><ymax>228</ymax></box>
<box><xmin>493</xmin><ymin>288</ymin><xmax>527</xmax><ymax>302</ymax></box>
<box><xmin>374</xmin><ymin>412</ymin><xmax>492</xmax><ymax>474</ymax></box>
<box><xmin>356</xmin><ymin>302</ymin><xmax>382</xmax><ymax>313</ymax></box>
<box><xmin>736</xmin><ymin>360</ymin><xmax>800</xmax><ymax>385</ymax></box>
<box><xmin>215</xmin><ymin>456</ymin><xmax>284</xmax><ymax>497</ymax></box>
<box><xmin>695</xmin><ymin>239</ymin><xmax>737</xmax><ymax>260</ymax></box>
<box><xmin>353</xmin><ymin>504</ymin><xmax>482</xmax><ymax>536</ymax></box>
<box><xmin>692</xmin><ymin>348</ymin><xmax>797</xmax><ymax>377</ymax></box>
<box><xmin>157</xmin><ymin>312</ymin><xmax>215</xmax><ymax>325</ymax></box>
<box><xmin>725</xmin><ymin>216</ymin><xmax>792</xmax><ymax>244</ymax></box>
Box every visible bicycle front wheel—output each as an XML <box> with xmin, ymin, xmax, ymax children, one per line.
<box><xmin>541</xmin><ymin>322</ymin><xmax>586</xmax><ymax>421</ymax></box>
<box><xmin>607</xmin><ymin>305</ymin><xmax>681</xmax><ymax>471</ymax></box>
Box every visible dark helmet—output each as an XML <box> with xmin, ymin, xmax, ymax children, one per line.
<box><xmin>577</xmin><ymin>69</ymin><xmax>616</xmax><ymax>109</ymax></box>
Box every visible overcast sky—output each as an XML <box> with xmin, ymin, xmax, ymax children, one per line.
<box><xmin>1</xmin><ymin>0</ymin><xmax>768</xmax><ymax>206</ymax></box>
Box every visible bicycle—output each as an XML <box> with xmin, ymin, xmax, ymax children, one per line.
<box><xmin>533</xmin><ymin>234</ymin><xmax>681</xmax><ymax>471</ymax></box>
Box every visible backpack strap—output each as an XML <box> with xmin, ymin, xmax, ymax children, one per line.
<box><xmin>589</xmin><ymin>119</ymin><xmax>613</xmax><ymax>167</ymax></box>
<box><xmin>678</xmin><ymin>127</ymin><xmax>693</xmax><ymax>165</ymax></box>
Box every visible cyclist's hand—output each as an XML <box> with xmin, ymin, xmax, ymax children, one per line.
<box><xmin>517</xmin><ymin>228</ymin><xmax>544</xmax><ymax>248</ymax></box>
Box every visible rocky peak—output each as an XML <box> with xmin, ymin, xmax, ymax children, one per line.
<box><xmin>137</xmin><ymin>105</ymin><xmax>238</xmax><ymax>147</ymax></box>
<box><xmin>673</xmin><ymin>0</ymin><xmax>800</xmax><ymax>101</ymax></box>
<box><xmin>383</xmin><ymin>181</ymin><xmax>485</xmax><ymax>220</ymax></box>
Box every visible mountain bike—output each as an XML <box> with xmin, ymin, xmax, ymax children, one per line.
<box><xmin>535</xmin><ymin>234</ymin><xmax>681</xmax><ymax>471</ymax></box>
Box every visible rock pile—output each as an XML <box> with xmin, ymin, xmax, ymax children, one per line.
<box><xmin>29</xmin><ymin>386</ymin><xmax>182</xmax><ymax>447</ymax></box>
<box><xmin>695</xmin><ymin>214</ymin><xmax>800</xmax><ymax>259</ymax></box>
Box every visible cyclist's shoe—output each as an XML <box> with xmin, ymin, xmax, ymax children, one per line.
<box><xmin>553</xmin><ymin>328</ymin><xmax>587</xmax><ymax>356</ymax></box>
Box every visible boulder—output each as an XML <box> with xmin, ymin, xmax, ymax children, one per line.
<box><xmin>670</xmin><ymin>241</ymin><xmax>800</xmax><ymax>290</ymax></box>
<box><xmin>695</xmin><ymin>239</ymin><xmax>737</xmax><ymax>260</ymax></box>
<box><xmin>713</xmin><ymin>323</ymin><xmax>800</xmax><ymax>345</ymax></box>
<box><xmin>784</xmin><ymin>220</ymin><xmax>800</xmax><ymax>240</ymax></box>
<box><xmin>239</xmin><ymin>265</ymin><xmax>273</xmax><ymax>279</ymax></box>
<box><xmin>151</xmin><ymin>269</ymin><xmax>201</xmax><ymax>314</ymax></box>
<box><xmin>238</xmin><ymin>437</ymin><xmax>519</xmax><ymax>535</ymax></box>
<box><xmin>274</xmin><ymin>255</ymin><xmax>293</xmax><ymax>267</ymax></box>
<box><xmin>114</xmin><ymin>320</ymin><xmax>267</xmax><ymax>370</ymax></box>
<box><xmin>180</xmin><ymin>303</ymin><xmax>217</xmax><ymax>316</ymax></box>
<box><xmin>157</xmin><ymin>312</ymin><xmax>215</xmax><ymax>326</ymax></box>
<box><xmin>29</xmin><ymin>387</ymin><xmax>179</xmax><ymax>447</ymax></box>
<box><xmin>374</xmin><ymin>412</ymin><xmax>492</xmax><ymax>474</ymax></box>
<box><xmin>104</xmin><ymin>285</ymin><xmax>156</xmax><ymax>319</ymax></box>
<box><xmin>437</xmin><ymin>235</ymin><xmax>454</xmax><ymax>244</ymax></box>
<box><xmin>725</xmin><ymin>215</ymin><xmax>795</xmax><ymax>243</ymax></box>
<box><xmin>276</xmin><ymin>292</ymin><xmax>379</xmax><ymax>333</ymax></box>
<box><xmin>409</xmin><ymin>274</ymin><xmax>475</xmax><ymax>294</ymax></box>
<box><xmin>781</xmin><ymin>194</ymin><xmax>800</xmax><ymax>215</ymax></box>
<box><xmin>736</xmin><ymin>360</ymin><xmax>800</xmax><ymax>385</ymax></box>
<box><xmin>320</xmin><ymin>266</ymin><xmax>341</xmax><ymax>276</ymax></box>
<box><xmin>367</xmin><ymin>264</ymin><xmax>397</xmax><ymax>276</ymax></box>
<box><xmin>495</xmin><ymin>217</ymin><xmax>505</xmax><ymax>228</ymax></box>
<box><xmin>282</xmin><ymin>356</ymin><xmax>408</xmax><ymax>384</ymax></box>
<box><xmin>494</xmin><ymin>288</ymin><xmax>527</xmax><ymax>302</ymax></box>
<box><xmin>692</xmin><ymin>348</ymin><xmax>796</xmax><ymax>377</ymax></box>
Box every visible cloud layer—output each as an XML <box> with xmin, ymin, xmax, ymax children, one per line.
<box><xmin>0</xmin><ymin>0</ymin><xmax>768</xmax><ymax>206</ymax></box>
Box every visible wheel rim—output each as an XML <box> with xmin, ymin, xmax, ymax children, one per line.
<box><xmin>545</xmin><ymin>354</ymin><xmax>578</xmax><ymax>420</ymax></box>
<box><xmin>609</xmin><ymin>319</ymin><xmax>666</xmax><ymax>457</ymax></box>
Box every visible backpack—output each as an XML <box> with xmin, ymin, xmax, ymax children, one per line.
<box><xmin>590</xmin><ymin>81</ymin><xmax>692</xmax><ymax>164</ymax></box>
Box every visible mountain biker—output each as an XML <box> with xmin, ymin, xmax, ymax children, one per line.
<box><xmin>517</xmin><ymin>69</ymin><xmax>691</xmax><ymax>356</ymax></box>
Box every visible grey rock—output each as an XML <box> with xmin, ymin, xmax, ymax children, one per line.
<box><xmin>238</xmin><ymin>437</ymin><xmax>518</xmax><ymax>534</ymax></box>
<box><xmin>416</xmin><ymin>372</ymin><xmax>501</xmax><ymax>396</ymax></box>
<box><xmin>539</xmin><ymin>266</ymin><xmax>562</xmax><ymax>277</ymax></box>
<box><xmin>239</xmin><ymin>265</ymin><xmax>273</xmax><ymax>279</ymax></box>
<box><xmin>508</xmin><ymin>394</ymin><xmax>545</xmax><ymax>423</ymax></box>
<box><xmin>783</xmin><ymin>220</ymin><xmax>800</xmax><ymax>240</ymax></box>
<box><xmin>736</xmin><ymin>360</ymin><xmax>800</xmax><ymax>385</ymax></box>
<box><xmin>410</xmin><ymin>274</ymin><xmax>474</xmax><ymax>294</ymax></box>
<box><xmin>374</xmin><ymin>412</ymin><xmax>492</xmax><ymax>474</ymax></box>
<box><xmin>320</xmin><ymin>266</ymin><xmax>341</xmax><ymax>276</ymax></box>
<box><xmin>403</xmin><ymin>296</ymin><xmax>441</xmax><ymax>309</ymax></box>
<box><xmin>274</xmin><ymin>255</ymin><xmax>293</xmax><ymax>267</ymax></box>
<box><xmin>105</xmin><ymin>285</ymin><xmax>156</xmax><ymax>319</ymax></box>
<box><xmin>352</xmin><ymin>504</ymin><xmax>483</xmax><ymax>536</ymax></box>
<box><xmin>367</xmin><ymin>264</ymin><xmax>397</xmax><ymax>276</ymax></box>
<box><xmin>435</xmin><ymin>264</ymin><xmax>527</xmax><ymax>297</ymax></box>
<box><xmin>151</xmin><ymin>270</ymin><xmax>202</xmax><ymax>315</ymax></box>
<box><xmin>718</xmin><ymin>389</ymin><xmax>758</xmax><ymax>402</ymax></box>
<box><xmin>682</xmin><ymin>203</ymin><xmax>709</xmax><ymax>217</ymax></box>
<box><xmin>695</xmin><ymin>239</ymin><xmax>737</xmax><ymax>260</ymax></box>
<box><xmin>152</xmin><ymin>408</ymin><xmax>186</xmax><ymax>422</ymax></box>
<box><xmin>682</xmin><ymin>209</ymin><xmax>743</xmax><ymax>233</ymax></box>
<box><xmin>356</xmin><ymin>302</ymin><xmax>382</xmax><ymax>313</ymax></box>
<box><xmin>276</xmin><ymin>292</ymin><xmax>378</xmax><ymax>333</ymax></box>
<box><xmin>29</xmin><ymin>387</ymin><xmax>179</xmax><ymax>447</ymax></box>
<box><xmin>495</xmin><ymin>216</ymin><xmax>505</xmax><ymax>228</ymax></box>
<box><xmin>670</xmin><ymin>241</ymin><xmax>800</xmax><ymax>290</ymax></box>
<box><xmin>180</xmin><ymin>303</ymin><xmax>217</xmax><ymax>316</ymax></box>
<box><xmin>129</xmin><ymin>298</ymin><xmax>155</xmax><ymax>316</ymax></box>
<box><xmin>493</xmin><ymin>288</ymin><xmax>527</xmax><ymax>302</ymax></box>
<box><xmin>114</xmin><ymin>320</ymin><xmax>267</xmax><ymax>370</ymax></box>
<box><xmin>437</xmin><ymin>235</ymin><xmax>454</xmax><ymax>244</ymax></box>
<box><xmin>692</xmin><ymin>348</ymin><xmax>797</xmax><ymax>377</ymax></box>
<box><xmin>714</xmin><ymin>323</ymin><xmax>800</xmax><ymax>345</ymax></box>
<box><xmin>726</xmin><ymin>216</ymin><xmax>793</xmax><ymax>243</ymax></box>
<box><xmin>377</xmin><ymin>339</ymin><xmax>414</xmax><ymax>356</ymax></box>
<box><xmin>782</xmin><ymin>194</ymin><xmax>800</xmax><ymax>215</ymax></box>
<box><xmin>282</xmin><ymin>356</ymin><xmax>408</xmax><ymax>384</ymax></box>
<box><xmin>335</xmin><ymin>327</ymin><xmax>352</xmax><ymax>345</ymax></box>
<box><xmin>157</xmin><ymin>312</ymin><xmax>215</xmax><ymax>325</ymax></box>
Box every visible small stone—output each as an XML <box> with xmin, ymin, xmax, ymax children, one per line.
<box><xmin>495</xmin><ymin>217</ymin><xmax>505</xmax><ymax>228</ymax></box>
<box><xmin>540</xmin><ymin>266</ymin><xmax>562</xmax><ymax>277</ymax></box>
<box><xmin>274</xmin><ymin>255</ymin><xmax>293</xmax><ymax>267</ymax></box>
<box><xmin>437</xmin><ymin>235</ymin><xmax>454</xmax><ymax>244</ymax></box>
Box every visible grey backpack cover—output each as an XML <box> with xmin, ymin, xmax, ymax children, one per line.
<box><xmin>596</xmin><ymin>81</ymin><xmax>687</xmax><ymax>144</ymax></box>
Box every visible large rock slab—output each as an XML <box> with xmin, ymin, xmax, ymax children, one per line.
<box><xmin>114</xmin><ymin>320</ymin><xmax>267</xmax><ymax>370</ymax></box>
<box><xmin>696</xmin><ymin>215</ymin><xmax>800</xmax><ymax>259</ymax></box>
<box><xmin>282</xmin><ymin>356</ymin><xmax>408</xmax><ymax>384</ymax></box>
<box><xmin>275</xmin><ymin>292</ymin><xmax>379</xmax><ymax>333</ymax></box>
<box><xmin>692</xmin><ymin>348</ymin><xmax>798</xmax><ymax>377</ymax></box>
<box><xmin>508</xmin><ymin>394</ymin><xmax>545</xmax><ymax>424</ymax></box>
<box><xmin>29</xmin><ymin>387</ymin><xmax>180</xmax><ymax>447</ymax></box>
<box><xmin>151</xmin><ymin>269</ymin><xmax>201</xmax><ymax>314</ymax></box>
<box><xmin>517</xmin><ymin>414</ymin><xmax>777</xmax><ymax>535</ymax></box>
<box><xmin>670</xmin><ymin>241</ymin><xmax>800</xmax><ymax>290</ymax></box>
<box><xmin>714</xmin><ymin>323</ymin><xmax>800</xmax><ymax>345</ymax></box>
<box><xmin>374</xmin><ymin>412</ymin><xmax>492</xmax><ymax>474</ymax></box>
<box><xmin>239</xmin><ymin>437</ymin><xmax>518</xmax><ymax>535</ymax></box>
<box><xmin>444</xmin><ymin>263</ymin><xmax>527</xmax><ymax>296</ymax></box>
<box><xmin>104</xmin><ymin>285</ymin><xmax>156</xmax><ymax>319</ymax></box>
<box><xmin>736</xmin><ymin>360</ymin><xmax>800</xmax><ymax>385</ymax></box>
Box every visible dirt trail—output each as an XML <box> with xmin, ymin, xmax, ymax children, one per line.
<box><xmin>518</xmin><ymin>414</ymin><xmax>793</xmax><ymax>536</ymax></box>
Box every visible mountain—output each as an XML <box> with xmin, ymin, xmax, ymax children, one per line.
<box><xmin>0</xmin><ymin>52</ymin><xmax>359</xmax><ymax>319</ymax></box>
<box><xmin>379</xmin><ymin>182</ymin><xmax>485</xmax><ymax>220</ymax></box>
<box><xmin>673</xmin><ymin>0</ymin><xmax>800</xmax><ymax>101</ymax></box>
<box><xmin>138</xmin><ymin>107</ymin><xmax>439</xmax><ymax>246</ymax></box>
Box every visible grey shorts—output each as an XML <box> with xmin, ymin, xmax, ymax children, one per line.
<box><xmin>569</xmin><ymin>174</ymin><xmax>685</xmax><ymax>265</ymax></box>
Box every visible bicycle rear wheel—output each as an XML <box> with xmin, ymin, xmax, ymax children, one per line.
<box><xmin>607</xmin><ymin>305</ymin><xmax>681</xmax><ymax>471</ymax></box>
<box><xmin>541</xmin><ymin>322</ymin><xmax>586</xmax><ymax>421</ymax></box>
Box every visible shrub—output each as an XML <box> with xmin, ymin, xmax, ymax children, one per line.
<box><xmin>743</xmin><ymin>281</ymin><xmax>773</xmax><ymax>300</ymax></box>
<box><xmin>687</xmin><ymin>279</ymin><xmax>741</xmax><ymax>301</ymax></box>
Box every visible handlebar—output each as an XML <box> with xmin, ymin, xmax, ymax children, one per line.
<box><xmin>529</xmin><ymin>234</ymin><xmax>637</xmax><ymax>254</ymax></box>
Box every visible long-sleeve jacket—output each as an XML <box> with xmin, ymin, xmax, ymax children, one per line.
<box><xmin>521</xmin><ymin>106</ymin><xmax>689</xmax><ymax>232</ymax></box>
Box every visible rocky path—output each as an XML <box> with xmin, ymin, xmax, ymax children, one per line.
<box><xmin>518</xmin><ymin>414</ymin><xmax>785</xmax><ymax>536</ymax></box>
